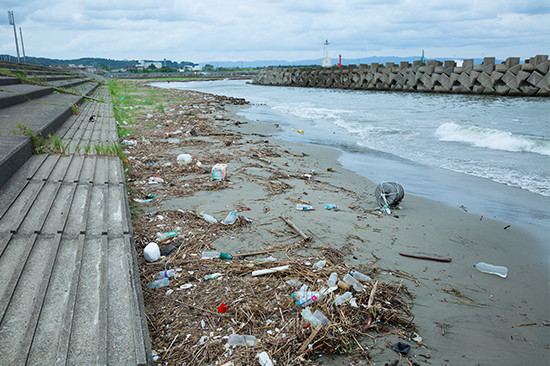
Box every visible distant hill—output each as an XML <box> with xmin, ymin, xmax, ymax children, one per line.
<box><xmin>0</xmin><ymin>55</ymin><xmax>196</xmax><ymax>69</ymax></box>
<box><xmin>200</xmin><ymin>56</ymin><xmax>492</xmax><ymax>68</ymax></box>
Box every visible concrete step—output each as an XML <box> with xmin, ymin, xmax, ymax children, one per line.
<box><xmin>0</xmin><ymin>76</ymin><xmax>20</xmax><ymax>86</ymax></box>
<box><xmin>0</xmin><ymin>84</ymin><xmax>151</xmax><ymax>364</ymax></box>
<box><xmin>0</xmin><ymin>83</ymin><xmax>53</xmax><ymax>109</ymax></box>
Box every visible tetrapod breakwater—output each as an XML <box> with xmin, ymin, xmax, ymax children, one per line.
<box><xmin>252</xmin><ymin>55</ymin><xmax>550</xmax><ymax>97</ymax></box>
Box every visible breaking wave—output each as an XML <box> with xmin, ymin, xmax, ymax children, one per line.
<box><xmin>435</xmin><ymin>122</ymin><xmax>550</xmax><ymax>156</ymax></box>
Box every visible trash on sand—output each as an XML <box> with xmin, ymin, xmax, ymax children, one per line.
<box><xmin>291</xmin><ymin>128</ymin><xmax>304</xmax><ymax>134</ymax></box>
<box><xmin>201</xmin><ymin>251</ymin><xmax>233</xmax><ymax>260</ymax></box>
<box><xmin>134</xmin><ymin>198</ymin><xmax>153</xmax><ymax>203</ymax></box>
<box><xmin>160</xmin><ymin>242</ymin><xmax>181</xmax><ymax>256</ymax></box>
<box><xmin>177</xmin><ymin>153</ymin><xmax>193</xmax><ymax>165</ymax></box>
<box><xmin>155</xmin><ymin>269</ymin><xmax>176</xmax><ymax>279</ymax></box>
<box><xmin>313</xmin><ymin>260</ymin><xmax>326</xmax><ymax>269</ymax></box>
<box><xmin>391</xmin><ymin>342</ymin><xmax>411</xmax><ymax>355</ymax></box>
<box><xmin>474</xmin><ymin>262</ymin><xmax>508</xmax><ymax>278</ymax></box>
<box><xmin>227</xmin><ymin>334</ymin><xmax>257</xmax><ymax>347</ymax></box>
<box><xmin>218</xmin><ymin>302</ymin><xmax>228</xmax><ymax>313</ymax></box>
<box><xmin>221</xmin><ymin>210</ymin><xmax>238</xmax><ymax>225</ymax></box>
<box><xmin>375</xmin><ymin>182</ymin><xmax>405</xmax><ymax>209</ymax></box>
<box><xmin>296</xmin><ymin>203</ymin><xmax>313</xmax><ymax>211</ymax></box>
<box><xmin>144</xmin><ymin>242</ymin><xmax>160</xmax><ymax>262</ymax></box>
<box><xmin>301</xmin><ymin>308</ymin><xmax>331</xmax><ymax>328</ymax></box>
<box><xmin>146</xmin><ymin>277</ymin><xmax>169</xmax><ymax>289</ymax></box>
<box><xmin>156</xmin><ymin>231</ymin><xmax>178</xmax><ymax>242</ymax></box>
<box><xmin>324</xmin><ymin>204</ymin><xmax>338</xmax><ymax>210</ymax></box>
<box><xmin>334</xmin><ymin>292</ymin><xmax>353</xmax><ymax>306</ymax></box>
<box><xmin>212</xmin><ymin>163</ymin><xmax>228</xmax><ymax>181</ymax></box>
<box><xmin>148</xmin><ymin>176</ymin><xmax>165</xmax><ymax>184</ymax></box>
<box><xmin>399</xmin><ymin>252</ymin><xmax>452</xmax><ymax>263</ymax></box>
<box><xmin>252</xmin><ymin>265</ymin><xmax>290</xmax><ymax>277</ymax></box>
<box><xmin>280</xmin><ymin>216</ymin><xmax>311</xmax><ymax>241</ymax></box>
<box><xmin>327</xmin><ymin>272</ymin><xmax>338</xmax><ymax>287</ymax></box>
<box><xmin>201</xmin><ymin>213</ymin><xmax>218</xmax><ymax>224</ymax></box>
<box><xmin>350</xmin><ymin>270</ymin><xmax>372</xmax><ymax>282</ymax></box>
<box><xmin>257</xmin><ymin>351</ymin><xmax>274</xmax><ymax>366</ymax></box>
<box><xmin>204</xmin><ymin>273</ymin><xmax>222</xmax><ymax>280</ymax></box>
<box><xmin>343</xmin><ymin>273</ymin><xmax>364</xmax><ymax>292</ymax></box>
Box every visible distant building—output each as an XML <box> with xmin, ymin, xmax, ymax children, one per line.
<box><xmin>181</xmin><ymin>65</ymin><xmax>203</xmax><ymax>71</ymax></box>
<box><xmin>136</xmin><ymin>60</ymin><xmax>163</xmax><ymax>69</ymax></box>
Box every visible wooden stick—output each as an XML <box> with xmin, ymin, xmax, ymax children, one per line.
<box><xmin>515</xmin><ymin>322</ymin><xmax>536</xmax><ymax>326</ymax></box>
<box><xmin>234</xmin><ymin>246</ymin><xmax>287</xmax><ymax>258</ymax></box>
<box><xmin>399</xmin><ymin>252</ymin><xmax>452</xmax><ymax>263</ymax></box>
<box><xmin>280</xmin><ymin>216</ymin><xmax>311</xmax><ymax>241</ymax></box>
<box><xmin>299</xmin><ymin>326</ymin><xmax>322</xmax><ymax>353</ymax></box>
<box><xmin>367</xmin><ymin>281</ymin><xmax>378</xmax><ymax>308</ymax></box>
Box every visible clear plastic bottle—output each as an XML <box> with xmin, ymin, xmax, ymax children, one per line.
<box><xmin>204</xmin><ymin>273</ymin><xmax>222</xmax><ymax>280</ymax></box>
<box><xmin>221</xmin><ymin>210</ymin><xmax>238</xmax><ymax>225</ymax></box>
<box><xmin>201</xmin><ymin>213</ymin><xmax>218</xmax><ymax>224</ymax></box>
<box><xmin>146</xmin><ymin>277</ymin><xmax>169</xmax><ymax>288</ymax></box>
<box><xmin>201</xmin><ymin>251</ymin><xmax>220</xmax><ymax>259</ymax></box>
<box><xmin>155</xmin><ymin>269</ymin><xmax>176</xmax><ymax>279</ymax></box>
<box><xmin>327</xmin><ymin>272</ymin><xmax>338</xmax><ymax>287</ymax></box>
<box><xmin>334</xmin><ymin>292</ymin><xmax>353</xmax><ymax>306</ymax></box>
<box><xmin>296</xmin><ymin>204</ymin><xmax>313</xmax><ymax>211</ymax></box>
<box><xmin>343</xmin><ymin>273</ymin><xmax>363</xmax><ymax>292</ymax></box>
<box><xmin>156</xmin><ymin>231</ymin><xmax>178</xmax><ymax>242</ymax></box>
<box><xmin>350</xmin><ymin>270</ymin><xmax>372</xmax><ymax>282</ymax></box>
<box><xmin>473</xmin><ymin>262</ymin><xmax>508</xmax><ymax>278</ymax></box>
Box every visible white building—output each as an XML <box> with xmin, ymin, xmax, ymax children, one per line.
<box><xmin>136</xmin><ymin>60</ymin><xmax>163</xmax><ymax>69</ymax></box>
<box><xmin>322</xmin><ymin>40</ymin><xmax>331</xmax><ymax>67</ymax></box>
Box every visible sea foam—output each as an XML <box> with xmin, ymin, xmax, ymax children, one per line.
<box><xmin>435</xmin><ymin>122</ymin><xmax>550</xmax><ymax>156</ymax></box>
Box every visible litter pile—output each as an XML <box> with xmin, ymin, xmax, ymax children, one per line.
<box><xmin>138</xmin><ymin>210</ymin><xmax>415</xmax><ymax>365</ymax></box>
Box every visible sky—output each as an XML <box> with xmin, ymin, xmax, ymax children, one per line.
<box><xmin>1</xmin><ymin>0</ymin><xmax>549</xmax><ymax>63</ymax></box>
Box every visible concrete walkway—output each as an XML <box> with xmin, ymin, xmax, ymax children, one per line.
<box><xmin>0</xmin><ymin>66</ymin><xmax>151</xmax><ymax>365</ymax></box>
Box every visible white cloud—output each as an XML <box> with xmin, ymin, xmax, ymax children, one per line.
<box><xmin>0</xmin><ymin>0</ymin><xmax>548</xmax><ymax>62</ymax></box>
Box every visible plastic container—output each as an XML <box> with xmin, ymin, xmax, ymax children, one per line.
<box><xmin>350</xmin><ymin>270</ymin><xmax>372</xmax><ymax>282</ymax></box>
<box><xmin>201</xmin><ymin>214</ymin><xmax>218</xmax><ymax>224</ymax></box>
<box><xmin>258</xmin><ymin>352</ymin><xmax>274</xmax><ymax>366</ymax></box>
<box><xmin>327</xmin><ymin>272</ymin><xmax>338</xmax><ymax>287</ymax></box>
<box><xmin>212</xmin><ymin>163</ymin><xmax>228</xmax><ymax>181</ymax></box>
<box><xmin>226</xmin><ymin>334</ymin><xmax>257</xmax><ymax>346</ymax></box>
<box><xmin>301</xmin><ymin>308</ymin><xmax>331</xmax><ymax>328</ymax></box>
<box><xmin>324</xmin><ymin>204</ymin><xmax>337</xmax><ymax>210</ymax></box>
<box><xmin>204</xmin><ymin>273</ymin><xmax>222</xmax><ymax>280</ymax></box>
<box><xmin>334</xmin><ymin>291</ymin><xmax>353</xmax><ymax>306</ymax></box>
<box><xmin>473</xmin><ymin>262</ymin><xmax>508</xmax><ymax>278</ymax></box>
<box><xmin>146</xmin><ymin>277</ymin><xmax>169</xmax><ymax>289</ymax></box>
<box><xmin>155</xmin><ymin>269</ymin><xmax>176</xmax><ymax>279</ymax></box>
<box><xmin>292</xmin><ymin>284</ymin><xmax>308</xmax><ymax>300</ymax></box>
<box><xmin>221</xmin><ymin>210</ymin><xmax>238</xmax><ymax>225</ymax></box>
<box><xmin>252</xmin><ymin>265</ymin><xmax>290</xmax><ymax>277</ymax></box>
<box><xmin>313</xmin><ymin>260</ymin><xmax>326</xmax><ymax>269</ymax></box>
<box><xmin>296</xmin><ymin>203</ymin><xmax>313</xmax><ymax>211</ymax></box>
<box><xmin>296</xmin><ymin>292</ymin><xmax>318</xmax><ymax>307</ymax></box>
<box><xmin>343</xmin><ymin>273</ymin><xmax>364</xmax><ymax>292</ymax></box>
<box><xmin>156</xmin><ymin>231</ymin><xmax>178</xmax><ymax>242</ymax></box>
<box><xmin>201</xmin><ymin>251</ymin><xmax>220</xmax><ymax>259</ymax></box>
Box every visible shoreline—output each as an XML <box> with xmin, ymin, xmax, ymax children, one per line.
<box><xmin>222</xmin><ymin>102</ymin><xmax>550</xmax><ymax>364</ymax></box>
<box><xmin>129</xmin><ymin>82</ymin><xmax>549</xmax><ymax>365</ymax></box>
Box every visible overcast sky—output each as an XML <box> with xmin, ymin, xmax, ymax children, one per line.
<box><xmin>1</xmin><ymin>0</ymin><xmax>549</xmax><ymax>63</ymax></box>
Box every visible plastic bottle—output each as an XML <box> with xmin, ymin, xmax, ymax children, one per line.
<box><xmin>201</xmin><ymin>251</ymin><xmax>220</xmax><ymax>259</ymax></box>
<box><xmin>296</xmin><ymin>292</ymin><xmax>318</xmax><ymax>307</ymax></box>
<box><xmin>204</xmin><ymin>273</ymin><xmax>222</xmax><ymax>280</ymax></box>
<box><xmin>343</xmin><ymin>273</ymin><xmax>364</xmax><ymax>292</ymax></box>
<box><xmin>155</xmin><ymin>269</ymin><xmax>176</xmax><ymax>279</ymax></box>
<box><xmin>324</xmin><ymin>204</ymin><xmax>337</xmax><ymax>210</ymax></box>
<box><xmin>292</xmin><ymin>284</ymin><xmax>308</xmax><ymax>300</ymax></box>
<box><xmin>296</xmin><ymin>203</ymin><xmax>313</xmax><ymax>211</ymax></box>
<box><xmin>201</xmin><ymin>213</ymin><xmax>218</xmax><ymax>224</ymax></box>
<box><xmin>350</xmin><ymin>270</ymin><xmax>372</xmax><ymax>282</ymax></box>
<box><xmin>258</xmin><ymin>351</ymin><xmax>274</xmax><ymax>366</ymax></box>
<box><xmin>219</xmin><ymin>252</ymin><xmax>233</xmax><ymax>260</ymax></box>
<box><xmin>334</xmin><ymin>291</ymin><xmax>353</xmax><ymax>305</ymax></box>
<box><xmin>473</xmin><ymin>262</ymin><xmax>508</xmax><ymax>278</ymax></box>
<box><xmin>327</xmin><ymin>272</ymin><xmax>338</xmax><ymax>287</ymax></box>
<box><xmin>221</xmin><ymin>210</ymin><xmax>238</xmax><ymax>225</ymax></box>
<box><xmin>146</xmin><ymin>277</ymin><xmax>169</xmax><ymax>288</ymax></box>
<box><xmin>156</xmin><ymin>231</ymin><xmax>178</xmax><ymax>242</ymax></box>
<box><xmin>227</xmin><ymin>334</ymin><xmax>257</xmax><ymax>346</ymax></box>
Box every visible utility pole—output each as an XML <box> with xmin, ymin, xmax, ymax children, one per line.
<box><xmin>7</xmin><ymin>11</ymin><xmax>21</xmax><ymax>63</ymax></box>
<box><xmin>19</xmin><ymin>27</ymin><xmax>26</xmax><ymax>64</ymax></box>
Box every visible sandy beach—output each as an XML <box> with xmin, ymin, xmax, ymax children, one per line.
<box><xmin>121</xmin><ymin>80</ymin><xmax>549</xmax><ymax>365</ymax></box>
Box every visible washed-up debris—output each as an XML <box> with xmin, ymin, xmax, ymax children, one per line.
<box><xmin>143</xmin><ymin>242</ymin><xmax>160</xmax><ymax>262</ymax></box>
<box><xmin>399</xmin><ymin>252</ymin><xmax>452</xmax><ymax>263</ymax></box>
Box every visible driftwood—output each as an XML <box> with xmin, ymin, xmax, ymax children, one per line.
<box><xmin>399</xmin><ymin>252</ymin><xmax>452</xmax><ymax>263</ymax></box>
<box><xmin>280</xmin><ymin>216</ymin><xmax>311</xmax><ymax>241</ymax></box>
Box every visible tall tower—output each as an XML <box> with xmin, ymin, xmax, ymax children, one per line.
<box><xmin>322</xmin><ymin>40</ymin><xmax>331</xmax><ymax>67</ymax></box>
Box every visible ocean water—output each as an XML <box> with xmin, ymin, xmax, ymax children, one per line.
<box><xmin>153</xmin><ymin>79</ymin><xmax>550</xmax><ymax>233</ymax></box>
